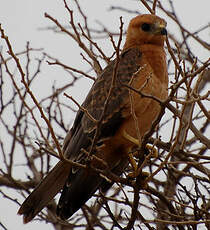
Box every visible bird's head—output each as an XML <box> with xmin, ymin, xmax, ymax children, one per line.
<box><xmin>124</xmin><ymin>14</ymin><xmax>167</xmax><ymax>49</ymax></box>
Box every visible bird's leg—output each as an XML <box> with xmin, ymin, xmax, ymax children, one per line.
<box><xmin>123</xmin><ymin>130</ymin><xmax>158</xmax><ymax>158</ymax></box>
<box><xmin>127</xmin><ymin>151</ymin><xmax>138</xmax><ymax>177</ymax></box>
<box><xmin>123</xmin><ymin>130</ymin><xmax>139</xmax><ymax>146</ymax></box>
<box><xmin>123</xmin><ymin>130</ymin><xmax>158</xmax><ymax>178</ymax></box>
<box><xmin>127</xmin><ymin>147</ymin><xmax>150</xmax><ymax>186</ymax></box>
<box><xmin>145</xmin><ymin>143</ymin><xmax>158</xmax><ymax>158</ymax></box>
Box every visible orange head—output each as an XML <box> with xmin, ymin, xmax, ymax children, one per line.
<box><xmin>123</xmin><ymin>14</ymin><xmax>167</xmax><ymax>50</ymax></box>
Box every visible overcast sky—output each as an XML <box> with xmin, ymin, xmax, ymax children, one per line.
<box><xmin>0</xmin><ymin>1</ymin><xmax>209</xmax><ymax>229</ymax></box>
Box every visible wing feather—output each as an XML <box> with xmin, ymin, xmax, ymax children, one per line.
<box><xmin>57</xmin><ymin>48</ymin><xmax>142</xmax><ymax>219</ymax></box>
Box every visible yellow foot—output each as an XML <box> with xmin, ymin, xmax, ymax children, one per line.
<box><xmin>128</xmin><ymin>170</ymin><xmax>149</xmax><ymax>189</ymax></box>
<box><xmin>123</xmin><ymin>130</ymin><xmax>139</xmax><ymax>146</ymax></box>
<box><xmin>123</xmin><ymin>130</ymin><xmax>158</xmax><ymax>159</ymax></box>
<box><xmin>127</xmin><ymin>152</ymin><xmax>138</xmax><ymax>177</ymax></box>
<box><xmin>127</xmin><ymin>149</ymin><xmax>150</xmax><ymax>189</ymax></box>
<box><xmin>145</xmin><ymin>144</ymin><xmax>158</xmax><ymax>158</ymax></box>
<box><xmin>123</xmin><ymin>130</ymin><xmax>158</xmax><ymax>181</ymax></box>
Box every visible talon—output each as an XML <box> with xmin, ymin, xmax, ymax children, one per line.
<box><xmin>123</xmin><ymin>131</ymin><xmax>158</xmax><ymax>179</ymax></box>
<box><xmin>128</xmin><ymin>172</ymin><xmax>136</xmax><ymax>178</ymax></box>
<box><xmin>141</xmin><ymin>171</ymin><xmax>149</xmax><ymax>178</ymax></box>
<box><xmin>127</xmin><ymin>151</ymin><xmax>138</xmax><ymax>178</ymax></box>
<box><xmin>123</xmin><ymin>130</ymin><xmax>140</xmax><ymax>177</ymax></box>
<box><xmin>145</xmin><ymin>144</ymin><xmax>158</xmax><ymax>158</ymax></box>
<box><xmin>127</xmin><ymin>150</ymin><xmax>150</xmax><ymax>180</ymax></box>
<box><xmin>128</xmin><ymin>170</ymin><xmax>150</xmax><ymax>189</ymax></box>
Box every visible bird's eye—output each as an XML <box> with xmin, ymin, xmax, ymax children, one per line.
<box><xmin>141</xmin><ymin>23</ymin><xmax>151</xmax><ymax>32</ymax></box>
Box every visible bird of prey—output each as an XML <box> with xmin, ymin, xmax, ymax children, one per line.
<box><xmin>18</xmin><ymin>14</ymin><xmax>168</xmax><ymax>223</ymax></box>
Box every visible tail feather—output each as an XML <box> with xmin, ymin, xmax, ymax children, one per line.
<box><xmin>56</xmin><ymin>168</ymin><xmax>103</xmax><ymax>220</ymax></box>
<box><xmin>18</xmin><ymin>161</ymin><xmax>70</xmax><ymax>223</ymax></box>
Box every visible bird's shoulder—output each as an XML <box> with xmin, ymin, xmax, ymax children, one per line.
<box><xmin>81</xmin><ymin>47</ymin><xmax>142</xmax><ymax>133</ymax></box>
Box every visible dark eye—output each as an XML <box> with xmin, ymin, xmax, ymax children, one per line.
<box><xmin>141</xmin><ymin>23</ymin><xmax>151</xmax><ymax>32</ymax></box>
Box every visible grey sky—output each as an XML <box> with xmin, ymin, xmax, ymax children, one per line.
<box><xmin>0</xmin><ymin>0</ymin><xmax>209</xmax><ymax>229</ymax></box>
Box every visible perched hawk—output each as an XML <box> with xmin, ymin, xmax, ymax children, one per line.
<box><xmin>18</xmin><ymin>14</ymin><xmax>168</xmax><ymax>223</ymax></box>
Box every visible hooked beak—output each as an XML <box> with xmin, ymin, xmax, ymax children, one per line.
<box><xmin>154</xmin><ymin>22</ymin><xmax>167</xmax><ymax>35</ymax></box>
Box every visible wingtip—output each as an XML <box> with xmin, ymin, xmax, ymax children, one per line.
<box><xmin>23</xmin><ymin>215</ymin><xmax>33</xmax><ymax>224</ymax></box>
<box><xmin>17</xmin><ymin>206</ymin><xmax>34</xmax><ymax>224</ymax></box>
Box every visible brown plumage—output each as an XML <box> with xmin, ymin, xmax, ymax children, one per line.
<box><xmin>18</xmin><ymin>14</ymin><xmax>168</xmax><ymax>223</ymax></box>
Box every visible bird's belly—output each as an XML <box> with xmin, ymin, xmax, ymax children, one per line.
<box><xmin>96</xmin><ymin>72</ymin><xmax>168</xmax><ymax>164</ymax></box>
<box><xmin>108</xmin><ymin>77</ymin><xmax>167</xmax><ymax>153</ymax></box>
<box><xmin>114</xmin><ymin>100</ymin><xmax>160</xmax><ymax>148</ymax></box>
